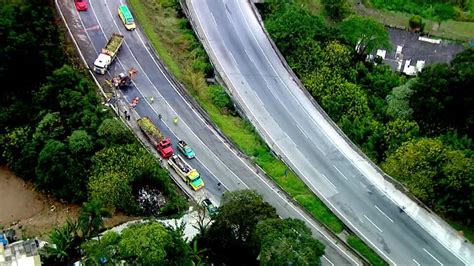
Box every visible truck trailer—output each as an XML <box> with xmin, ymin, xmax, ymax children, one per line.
<box><xmin>137</xmin><ymin>117</ymin><xmax>174</xmax><ymax>158</ymax></box>
<box><xmin>168</xmin><ymin>154</ymin><xmax>204</xmax><ymax>191</ymax></box>
<box><xmin>93</xmin><ymin>33</ymin><xmax>124</xmax><ymax>74</ymax></box>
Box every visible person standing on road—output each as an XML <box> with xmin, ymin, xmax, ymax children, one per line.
<box><xmin>149</xmin><ymin>96</ymin><xmax>154</xmax><ymax>104</ymax></box>
<box><xmin>173</xmin><ymin>116</ymin><xmax>178</xmax><ymax>125</ymax></box>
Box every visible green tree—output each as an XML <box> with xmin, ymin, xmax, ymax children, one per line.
<box><xmin>78</xmin><ymin>200</ymin><xmax>112</xmax><ymax>239</ymax></box>
<box><xmin>88</xmin><ymin>144</ymin><xmax>183</xmax><ymax>215</ymax></box>
<box><xmin>339</xmin><ymin>16</ymin><xmax>391</xmax><ymax>57</ymax></box>
<box><xmin>41</xmin><ymin>219</ymin><xmax>81</xmax><ymax>265</ymax></box>
<box><xmin>35</xmin><ymin>140</ymin><xmax>85</xmax><ymax>201</ymax></box>
<box><xmin>383</xmin><ymin>138</ymin><xmax>474</xmax><ymax>223</ymax></box>
<box><xmin>35</xmin><ymin>65</ymin><xmax>103</xmax><ymax>132</ymax></box>
<box><xmin>32</xmin><ymin>112</ymin><xmax>65</xmax><ymax>146</ymax></box>
<box><xmin>321</xmin><ymin>0</ymin><xmax>350</xmax><ymax>21</ymax></box>
<box><xmin>68</xmin><ymin>130</ymin><xmax>93</xmax><ymax>155</ymax></box>
<box><xmin>81</xmin><ymin>231</ymin><xmax>121</xmax><ymax>265</ymax></box>
<box><xmin>386</xmin><ymin>78</ymin><xmax>417</xmax><ymax>120</ymax></box>
<box><xmin>409</xmin><ymin>49</ymin><xmax>473</xmax><ymax>135</ymax></box>
<box><xmin>89</xmin><ymin>171</ymin><xmax>134</xmax><ymax>213</ymax></box>
<box><xmin>384</xmin><ymin>119</ymin><xmax>419</xmax><ymax>156</ymax></box>
<box><xmin>97</xmin><ymin>118</ymin><xmax>133</xmax><ymax>146</ymax></box>
<box><xmin>165</xmin><ymin>222</ymin><xmax>193</xmax><ymax>265</ymax></box>
<box><xmin>255</xmin><ymin>218</ymin><xmax>325</xmax><ymax>265</ymax></box>
<box><xmin>287</xmin><ymin>39</ymin><xmax>323</xmax><ymax>75</ymax></box>
<box><xmin>409</xmin><ymin>15</ymin><xmax>424</xmax><ymax>32</ymax></box>
<box><xmin>321</xmin><ymin>40</ymin><xmax>356</xmax><ymax>80</ymax></box>
<box><xmin>1</xmin><ymin>126</ymin><xmax>37</xmax><ymax>179</ymax></box>
<box><xmin>339</xmin><ymin>115</ymin><xmax>386</xmax><ymax>162</ymax></box>
<box><xmin>266</xmin><ymin>5</ymin><xmax>328</xmax><ymax>55</ymax></box>
<box><xmin>0</xmin><ymin>0</ymin><xmax>65</xmax><ymax>101</ymax></box>
<box><xmin>209</xmin><ymin>85</ymin><xmax>233</xmax><ymax>113</ymax></box>
<box><xmin>304</xmin><ymin>68</ymin><xmax>370</xmax><ymax>122</ymax></box>
<box><xmin>118</xmin><ymin>222</ymin><xmax>173</xmax><ymax>265</ymax></box>
<box><xmin>203</xmin><ymin>190</ymin><xmax>278</xmax><ymax>264</ymax></box>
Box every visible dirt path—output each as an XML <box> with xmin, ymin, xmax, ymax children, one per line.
<box><xmin>0</xmin><ymin>166</ymin><xmax>138</xmax><ymax>239</ymax></box>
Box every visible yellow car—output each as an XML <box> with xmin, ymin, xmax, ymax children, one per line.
<box><xmin>118</xmin><ymin>5</ymin><xmax>136</xmax><ymax>30</ymax></box>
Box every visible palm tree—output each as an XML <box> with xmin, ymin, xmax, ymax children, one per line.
<box><xmin>41</xmin><ymin>219</ymin><xmax>80</xmax><ymax>265</ymax></box>
<box><xmin>78</xmin><ymin>200</ymin><xmax>112</xmax><ymax>239</ymax></box>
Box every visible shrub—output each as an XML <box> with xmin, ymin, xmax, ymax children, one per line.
<box><xmin>409</xmin><ymin>15</ymin><xmax>424</xmax><ymax>32</ymax></box>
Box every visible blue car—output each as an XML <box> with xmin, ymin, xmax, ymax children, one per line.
<box><xmin>177</xmin><ymin>140</ymin><xmax>195</xmax><ymax>159</ymax></box>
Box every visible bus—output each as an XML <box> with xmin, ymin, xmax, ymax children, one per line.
<box><xmin>118</xmin><ymin>5</ymin><xmax>136</xmax><ymax>30</ymax></box>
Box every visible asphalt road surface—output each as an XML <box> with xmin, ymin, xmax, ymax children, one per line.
<box><xmin>187</xmin><ymin>0</ymin><xmax>466</xmax><ymax>265</ymax></box>
<box><xmin>56</xmin><ymin>0</ymin><xmax>363</xmax><ymax>264</ymax></box>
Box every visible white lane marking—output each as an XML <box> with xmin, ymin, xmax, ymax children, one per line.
<box><xmin>87</xmin><ymin>0</ymin><xmax>246</xmax><ymax>192</ymax></box>
<box><xmin>374</xmin><ymin>205</ymin><xmax>394</xmax><ymax>223</ymax></box>
<box><xmin>229</xmin><ymin>52</ymin><xmax>239</xmax><ymax>66</ymax></box>
<box><xmin>423</xmin><ymin>248</ymin><xmax>444</xmax><ymax>266</ymax></box>
<box><xmin>364</xmin><ymin>214</ymin><xmax>383</xmax><ymax>233</ymax></box>
<box><xmin>296</xmin><ymin>124</ymin><xmax>309</xmax><ymax>140</ymax></box>
<box><xmin>210</xmin><ymin>12</ymin><xmax>218</xmax><ymax>27</ymax></box>
<box><xmin>322</xmin><ymin>255</ymin><xmax>334</xmax><ymax>266</ymax></box>
<box><xmin>321</xmin><ymin>174</ymin><xmax>337</xmax><ymax>191</ymax></box>
<box><xmin>192</xmin><ymin>2</ymin><xmax>360</xmax><ymax>265</ymax></box>
<box><xmin>412</xmin><ymin>258</ymin><xmax>421</xmax><ymax>266</ymax></box>
<box><xmin>333</xmin><ymin>165</ymin><xmax>348</xmax><ymax>180</ymax></box>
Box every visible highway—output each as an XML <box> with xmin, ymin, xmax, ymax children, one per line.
<box><xmin>56</xmin><ymin>0</ymin><xmax>363</xmax><ymax>264</ymax></box>
<box><xmin>186</xmin><ymin>0</ymin><xmax>469</xmax><ymax>265</ymax></box>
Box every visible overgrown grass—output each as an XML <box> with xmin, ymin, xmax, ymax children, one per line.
<box><xmin>347</xmin><ymin>234</ymin><xmax>388</xmax><ymax>266</ymax></box>
<box><xmin>129</xmin><ymin>0</ymin><xmax>344</xmax><ymax>233</ymax></box>
<box><xmin>349</xmin><ymin>0</ymin><xmax>474</xmax><ymax>41</ymax></box>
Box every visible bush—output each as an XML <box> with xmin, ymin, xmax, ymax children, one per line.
<box><xmin>409</xmin><ymin>15</ymin><xmax>424</xmax><ymax>32</ymax></box>
<box><xmin>209</xmin><ymin>85</ymin><xmax>233</xmax><ymax>113</ymax></box>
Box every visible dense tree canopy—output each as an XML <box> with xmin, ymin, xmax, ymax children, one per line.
<box><xmin>266</xmin><ymin>5</ymin><xmax>328</xmax><ymax>55</ymax></box>
<box><xmin>321</xmin><ymin>0</ymin><xmax>350</xmax><ymax>21</ymax></box>
<box><xmin>410</xmin><ymin>48</ymin><xmax>473</xmax><ymax>136</ymax></box>
<box><xmin>201</xmin><ymin>190</ymin><xmax>278</xmax><ymax>264</ymax></box>
<box><xmin>383</xmin><ymin>138</ymin><xmax>473</xmax><ymax>223</ymax></box>
<box><xmin>256</xmin><ymin>218</ymin><xmax>325</xmax><ymax>265</ymax></box>
<box><xmin>339</xmin><ymin>16</ymin><xmax>391</xmax><ymax>57</ymax></box>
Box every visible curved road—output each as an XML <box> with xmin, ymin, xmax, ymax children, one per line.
<box><xmin>186</xmin><ymin>0</ymin><xmax>470</xmax><ymax>265</ymax></box>
<box><xmin>56</xmin><ymin>0</ymin><xmax>362</xmax><ymax>264</ymax></box>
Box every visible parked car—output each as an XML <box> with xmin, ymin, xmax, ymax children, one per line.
<box><xmin>118</xmin><ymin>5</ymin><xmax>136</xmax><ymax>30</ymax></box>
<box><xmin>177</xmin><ymin>140</ymin><xmax>195</xmax><ymax>159</ymax></box>
<box><xmin>201</xmin><ymin>198</ymin><xmax>218</xmax><ymax>218</ymax></box>
<box><xmin>74</xmin><ymin>0</ymin><xmax>88</xmax><ymax>11</ymax></box>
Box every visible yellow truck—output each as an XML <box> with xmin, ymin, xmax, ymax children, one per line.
<box><xmin>168</xmin><ymin>154</ymin><xmax>204</xmax><ymax>191</ymax></box>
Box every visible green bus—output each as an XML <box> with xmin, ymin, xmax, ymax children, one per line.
<box><xmin>118</xmin><ymin>5</ymin><xmax>136</xmax><ymax>30</ymax></box>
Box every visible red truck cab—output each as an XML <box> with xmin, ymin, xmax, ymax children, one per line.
<box><xmin>157</xmin><ymin>138</ymin><xmax>174</xmax><ymax>158</ymax></box>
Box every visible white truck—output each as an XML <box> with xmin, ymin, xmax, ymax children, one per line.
<box><xmin>168</xmin><ymin>154</ymin><xmax>204</xmax><ymax>191</ymax></box>
<box><xmin>93</xmin><ymin>33</ymin><xmax>124</xmax><ymax>74</ymax></box>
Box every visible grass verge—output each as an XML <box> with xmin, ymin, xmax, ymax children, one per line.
<box><xmin>128</xmin><ymin>0</ymin><xmax>344</xmax><ymax>233</ymax></box>
<box><xmin>347</xmin><ymin>234</ymin><xmax>388</xmax><ymax>266</ymax></box>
